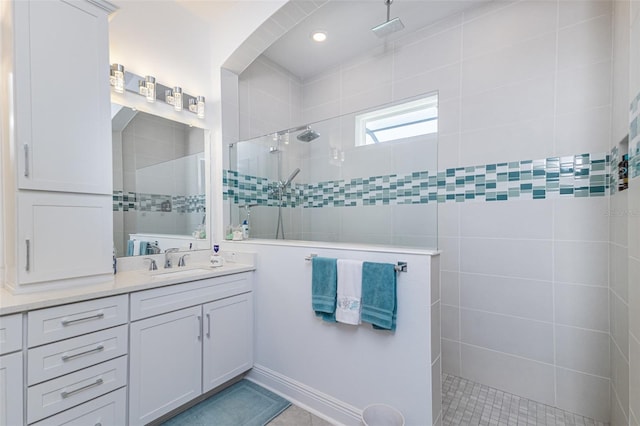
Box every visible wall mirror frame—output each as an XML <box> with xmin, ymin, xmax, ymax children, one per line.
<box><xmin>111</xmin><ymin>102</ymin><xmax>211</xmax><ymax>258</ymax></box>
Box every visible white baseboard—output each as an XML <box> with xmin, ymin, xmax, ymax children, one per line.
<box><xmin>246</xmin><ymin>364</ymin><xmax>362</xmax><ymax>426</ymax></box>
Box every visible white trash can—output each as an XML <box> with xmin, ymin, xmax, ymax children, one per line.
<box><xmin>361</xmin><ymin>404</ymin><xmax>405</xmax><ymax>426</ymax></box>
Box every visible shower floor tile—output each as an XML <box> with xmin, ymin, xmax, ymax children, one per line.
<box><xmin>442</xmin><ymin>374</ymin><xmax>609</xmax><ymax>426</ymax></box>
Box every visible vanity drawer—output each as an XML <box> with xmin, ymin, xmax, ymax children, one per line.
<box><xmin>0</xmin><ymin>313</ymin><xmax>23</xmax><ymax>355</ymax></box>
<box><xmin>31</xmin><ymin>387</ymin><xmax>126</xmax><ymax>426</ymax></box>
<box><xmin>28</xmin><ymin>295</ymin><xmax>128</xmax><ymax>347</ymax></box>
<box><xmin>27</xmin><ymin>355</ymin><xmax>127</xmax><ymax>424</ymax></box>
<box><xmin>28</xmin><ymin>325</ymin><xmax>128</xmax><ymax>386</ymax></box>
<box><xmin>130</xmin><ymin>272</ymin><xmax>251</xmax><ymax>321</ymax></box>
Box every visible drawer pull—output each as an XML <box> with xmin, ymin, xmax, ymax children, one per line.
<box><xmin>197</xmin><ymin>315</ymin><xmax>202</xmax><ymax>341</ymax></box>
<box><xmin>60</xmin><ymin>378</ymin><xmax>104</xmax><ymax>399</ymax></box>
<box><xmin>25</xmin><ymin>239</ymin><xmax>30</xmax><ymax>272</ymax></box>
<box><xmin>61</xmin><ymin>344</ymin><xmax>105</xmax><ymax>362</ymax></box>
<box><xmin>61</xmin><ymin>312</ymin><xmax>105</xmax><ymax>326</ymax></box>
<box><xmin>24</xmin><ymin>144</ymin><xmax>29</xmax><ymax>177</ymax></box>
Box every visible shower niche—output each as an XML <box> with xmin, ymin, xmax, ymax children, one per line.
<box><xmin>227</xmin><ymin>92</ymin><xmax>439</xmax><ymax>250</ymax></box>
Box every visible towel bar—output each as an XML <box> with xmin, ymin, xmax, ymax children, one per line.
<box><xmin>304</xmin><ymin>254</ymin><xmax>407</xmax><ymax>273</ymax></box>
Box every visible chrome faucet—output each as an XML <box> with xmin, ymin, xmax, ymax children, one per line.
<box><xmin>164</xmin><ymin>248</ymin><xmax>179</xmax><ymax>268</ymax></box>
<box><xmin>178</xmin><ymin>254</ymin><xmax>190</xmax><ymax>267</ymax></box>
<box><xmin>144</xmin><ymin>258</ymin><xmax>158</xmax><ymax>271</ymax></box>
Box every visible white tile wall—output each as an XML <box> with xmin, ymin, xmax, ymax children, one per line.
<box><xmin>460</xmin><ymin>238</ymin><xmax>553</xmax><ymax>281</ymax></box>
<box><xmin>459</xmin><ymin>273</ymin><xmax>553</xmax><ymax>322</ymax></box>
<box><xmin>459</xmin><ymin>200</ymin><xmax>553</xmax><ymax>239</ymax></box>
<box><xmin>610</xmin><ymin>336</ymin><xmax>630</xmax><ymax>421</ymax></box>
<box><xmin>558</xmin><ymin>0</ymin><xmax>612</xmax><ymax>28</ymax></box>
<box><xmin>555</xmin><ymin>283</ymin><xmax>609</xmax><ymax>332</ymax></box>
<box><xmin>460</xmin><ymin>309</ymin><xmax>554</xmax><ymax>364</ymax></box>
<box><xmin>440</xmin><ymin>271</ymin><xmax>459</xmax><ymax>307</ymax></box>
<box><xmin>555</xmin><ymin>367</ymin><xmax>611</xmax><ymax>422</ymax></box>
<box><xmin>555</xmin><ymin>106</ymin><xmax>612</xmax><ymax>156</ymax></box>
<box><xmin>555</xmin><ymin>325</ymin><xmax>610</xmax><ymax>377</ymax></box>
<box><xmin>557</xmin><ymin>15</ymin><xmax>612</xmax><ymax>70</ymax></box>
<box><xmin>554</xmin><ymin>241</ymin><xmax>610</xmax><ymax>286</ymax></box>
<box><xmin>460</xmin><ymin>343</ymin><xmax>555</xmax><ymax>406</ymax></box>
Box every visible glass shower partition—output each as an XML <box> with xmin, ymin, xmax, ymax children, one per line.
<box><xmin>227</xmin><ymin>93</ymin><xmax>439</xmax><ymax>250</ymax></box>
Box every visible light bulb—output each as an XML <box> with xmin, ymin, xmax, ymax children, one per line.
<box><xmin>173</xmin><ymin>87</ymin><xmax>182</xmax><ymax>111</ymax></box>
<box><xmin>145</xmin><ymin>76</ymin><xmax>155</xmax><ymax>103</ymax></box>
<box><xmin>196</xmin><ymin>96</ymin><xmax>205</xmax><ymax>119</ymax></box>
<box><xmin>110</xmin><ymin>64</ymin><xmax>124</xmax><ymax>94</ymax></box>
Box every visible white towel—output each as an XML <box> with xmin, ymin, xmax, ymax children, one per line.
<box><xmin>336</xmin><ymin>259</ymin><xmax>363</xmax><ymax>325</ymax></box>
<box><xmin>133</xmin><ymin>240</ymin><xmax>141</xmax><ymax>256</ymax></box>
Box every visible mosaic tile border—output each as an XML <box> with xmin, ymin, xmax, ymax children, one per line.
<box><xmin>113</xmin><ymin>192</ymin><xmax>205</xmax><ymax>213</ymax></box>
<box><xmin>223</xmin><ymin>152</ymin><xmax>611</xmax><ymax>208</ymax></box>
<box><xmin>630</xmin><ymin>91</ymin><xmax>640</xmax><ymax>179</ymax></box>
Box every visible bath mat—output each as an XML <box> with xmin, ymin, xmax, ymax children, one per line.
<box><xmin>161</xmin><ymin>379</ymin><xmax>291</xmax><ymax>426</ymax></box>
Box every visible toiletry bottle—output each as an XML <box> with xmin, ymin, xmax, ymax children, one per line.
<box><xmin>113</xmin><ymin>245</ymin><xmax>117</xmax><ymax>274</ymax></box>
<box><xmin>242</xmin><ymin>220</ymin><xmax>249</xmax><ymax>239</ymax></box>
<box><xmin>210</xmin><ymin>244</ymin><xmax>225</xmax><ymax>268</ymax></box>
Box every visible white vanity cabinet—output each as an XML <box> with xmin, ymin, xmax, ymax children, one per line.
<box><xmin>0</xmin><ymin>313</ymin><xmax>24</xmax><ymax>426</ymax></box>
<box><xmin>0</xmin><ymin>0</ymin><xmax>117</xmax><ymax>291</ymax></box>
<box><xmin>9</xmin><ymin>0</ymin><xmax>114</xmax><ymax>194</ymax></box>
<box><xmin>128</xmin><ymin>273</ymin><xmax>254</xmax><ymax>426</ymax></box>
<box><xmin>26</xmin><ymin>295</ymin><xmax>129</xmax><ymax>425</ymax></box>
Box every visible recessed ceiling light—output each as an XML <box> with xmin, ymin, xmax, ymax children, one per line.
<box><xmin>311</xmin><ymin>31</ymin><xmax>327</xmax><ymax>42</ymax></box>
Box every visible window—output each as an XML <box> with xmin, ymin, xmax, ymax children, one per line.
<box><xmin>355</xmin><ymin>95</ymin><xmax>438</xmax><ymax>146</ymax></box>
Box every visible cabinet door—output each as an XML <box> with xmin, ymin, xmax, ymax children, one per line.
<box><xmin>129</xmin><ymin>306</ymin><xmax>203</xmax><ymax>426</ymax></box>
<box><xmin>18</xmin><ymin>191</ymin><xmax>112</xmax><ymax>285</ymax></box>
<box><xmin>13</xmin><ymin>0</ymin><xmax>112</xmax><ymax>194</ymax></box>
<box><xmin>202</xmin><ymin>293</ymin><xmax>254</xmax><ymax>393</ymax></box>
<box><xmin>0</xmin><ymin>352</ymin><xmax>24</xmax><ymax>426</ymax></box>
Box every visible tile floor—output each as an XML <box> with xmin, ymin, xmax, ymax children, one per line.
<box><xmin>268</xmin><ymin>404</ymin><xmax>334</xmax><ymax>426</ymax></box>
<box><xmin>269</xmin><ymin>374</ymin><xmax>611</xmax><ymax>426</ymax></box>
<box><xmin>441</xmin><ymin>374</ymin><xmax>609</xmax><ymax>426</ymax></box>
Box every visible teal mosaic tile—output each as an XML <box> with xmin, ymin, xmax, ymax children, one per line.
<box><xmin>222</xmin><ymin>150</ymin><xmax>613</xmax><ymax>207</ymax></box>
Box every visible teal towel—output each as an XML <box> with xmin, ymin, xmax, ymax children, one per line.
<box><xmin>361</xmin><ymin>262</ymin><xmax>397</xmax><ymax>331</ymax></box>
<box><xmin>311</xmin><ymin>257</ymin><xmax>337</xmax><ymax>323</ymax></box>
<box><xmin>140</xmin><ymin>241</ymin><xmax>149</xmax><ymax>255</ymax></box>
<box><xmin>126</xmin><ymin>240</ymin><xmax>134</xmax><ymax>256</ymax></box>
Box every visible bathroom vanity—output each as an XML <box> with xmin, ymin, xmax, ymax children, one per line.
<box><xmin>0</xmin><ymin>261</ymin><xmax>255</xmax><ymax>426</ymax></box>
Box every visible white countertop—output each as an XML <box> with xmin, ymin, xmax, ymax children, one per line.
<box><xmin>0</xmin><ymin>262</ymin><xmax>255</xmax><ymax>316</ymax></box>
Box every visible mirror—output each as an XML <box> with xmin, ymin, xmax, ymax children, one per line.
<box><xmin>111</xmin><ymin>104</ymin><xmax>209</xmax><ymax>257</ymax></box>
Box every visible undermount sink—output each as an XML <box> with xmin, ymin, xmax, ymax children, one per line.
<box><xmin>149</xmin><ymin>268</ymin><xmax>212</xmax><ymax>279</ymax></box>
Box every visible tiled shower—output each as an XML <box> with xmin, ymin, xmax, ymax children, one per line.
<box><xmin>222</xmin><ymin>0</ymin><xmax>640</xmax><ymax>423</ymax></box>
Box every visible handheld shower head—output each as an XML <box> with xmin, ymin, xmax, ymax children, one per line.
<box><xmin>282</xmin><ymin>168</ymin><xmax>301</xmax><ymax>187</ymax></box>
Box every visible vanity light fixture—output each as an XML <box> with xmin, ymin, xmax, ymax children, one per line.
<box><xmin>311</xmin><ymin>31</ymin><xmax>327</xmax><ymax>42</ymax></box>
<box><xmin>189</xmin><ymin>96</ymin><xmax>205</xmax><ymax>119</ymax></box>
<box><xmin>173</xmin><ymin>87</ymin><xmax>183</xmax><ymax>111</ymax></box>
<box><xmin>110</xmin><ymin>65</ymin><xmax>205</xmax><ymax>119</ymax></box>
<box><xmin>110</xmin><ymin>63</ymin><xmax>125</xmax><ymax>93</ymax></box>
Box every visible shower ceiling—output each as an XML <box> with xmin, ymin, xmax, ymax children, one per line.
<box><xmin>262</xmin><ymin>0</ymin><xmax>490</xmax><ymax>80</ymax></box>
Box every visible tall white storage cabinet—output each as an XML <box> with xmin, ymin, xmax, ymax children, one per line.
<box><xmin>0</xmin><ymin>0</ymin><xmax>116</xmax><ymax>291</ymax></box>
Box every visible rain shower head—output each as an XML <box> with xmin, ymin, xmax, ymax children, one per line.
<box><xmin>297</xmin><ymin>127</ymin><xmax>320</xmax><ymax>142</ymax></box>
<box><xmin>372</xmin><ymin>0</ymin><xmax>404</xmax><ymax>38</ymax></box>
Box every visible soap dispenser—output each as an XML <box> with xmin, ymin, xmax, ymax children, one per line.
<box><xmin>210</xmin><ymin>244</ymin><xmax>225</xmax><ymax>268</ymax></box>
<box><xmin>242</xmin><ymin>220</ymin><xmax>249</xmax><ymax>239</ymax></box>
